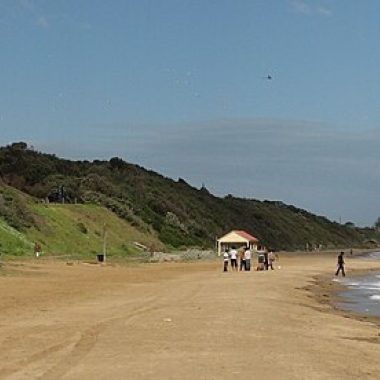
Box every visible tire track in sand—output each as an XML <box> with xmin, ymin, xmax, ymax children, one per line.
<box><xmin>39</xmin><ymin>281</ymin><xmax>204</xmax><ymax>379</ymax></box>
<box><xmin>1</xmin><ymin>272</ymin><xmax>205</xmax><ymax>379</ymax></box>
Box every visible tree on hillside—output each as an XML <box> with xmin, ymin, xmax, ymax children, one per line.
<box><xmin>10</xmin><ymin>142</ymin><xmax>28</xmax><ymax>150</ymax></box>
<box><xmin>109</xmin><ymin>157</ymin><xmax>125</xmax><ymax>170</ymax></box>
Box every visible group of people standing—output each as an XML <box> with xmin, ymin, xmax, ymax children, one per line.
<box><xmin>223</xmin><ymin>246</ymin><xmax>276</xmax><ymax>272</ymax></box>
<box><xmin>223</xmin><ymin>247</ymin><xmax>348</xmax><ymax>276</ymax></box>
<box><xmin>223</xmin><ymin>246</ymin><xmax>251</xmax><ymax>272</ymax></box>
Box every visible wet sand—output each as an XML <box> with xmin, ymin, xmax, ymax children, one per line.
<box><xmin>1</xmin><ymin>253</ymin><xmax>380</xmax><ymax>379</ymax></box>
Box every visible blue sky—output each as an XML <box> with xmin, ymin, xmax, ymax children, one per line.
<box><xmin>1</xmin><ymin>0</ymin><xmax>379</xmax><ymax>226</ymax></box>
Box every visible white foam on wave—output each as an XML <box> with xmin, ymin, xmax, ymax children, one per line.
<box><xmin>345</xmin><ymin>281</ymin><xmax>360</xmax><ymax>286</ymax></box>
<box><xmin>360</xmin><ymin>251</ymin><xmax>380</xmax><ymax>260</ymax></box>
<box><xmin>358</xmin><ymin>286</ymin><xmax>380</xmax><ymax>291</ymax></box>
<box><xmin>345</xmin><ymin>279</ymin><xmax>380</xmax><ymax>289</ymax></box>
<box><xmin>369</xmin><ymin>295</ymin><xmax>380</xmax><ymax>301</ymax></box>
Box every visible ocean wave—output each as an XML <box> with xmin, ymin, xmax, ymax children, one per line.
<box><xmin>358</xmin><ymin>286</ymin><xmax>380</xmax><ymax>291</ymax></box>
<box><xmin>359</xmin><ymin>252</ymin><xmax>380</xmax><ymax>260</ymax></box>
<box><xmin>346</xmin><ymin>282</ymin><xmax>360</xmax><ymax>286</ymax></box>
<box><xmin>345</xmin><ymin>280</ymin><xmax>380</xmax><ymax>290</ymax></box>
<box><xmin>337</xmin><ymin>271</ymin><xmax>380</xmax><ymax>317</ymax></box>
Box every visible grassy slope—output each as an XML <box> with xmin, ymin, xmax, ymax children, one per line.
<box><xmin>28</xmin><ymin>203</ymin><xmax>164</xmax><ymax>257</ymax></box>
<box><xmin>0</xmin><ymin>186</ymin><xmax>164</xmax><ymax>257</ymax></box>
<box><xmin>0</xmin><ymin>218</ymin><xmax>33</xmax><ymax>256</ymax></box>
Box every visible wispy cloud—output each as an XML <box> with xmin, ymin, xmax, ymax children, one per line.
<box><xmin>35</xmin><ymin>15</ymin><xmax>48</xmax><ymax>28</ymax></box>
<box><xmin>291</xmin><ymin>1</ymin><xmax>332</xmax><ymax>17</ymax></box>
<box><xmin>10</xmin><ymin>0</ymin><xmax>50</xmax><ymax>29</ymax></box>
<box><xmin>0</xmin><ymin>1</ymin><xmax>89</xmax><ymax>31</ymax></box>
<box><xmin>291</xmin><ymin>0</ymin><xmax>311</xmax><ymax>14</ymax></box>
<box><xmin>317</xmin><ymin>6</ymin><xmax>333</xmax><ymax>17</ymax></box>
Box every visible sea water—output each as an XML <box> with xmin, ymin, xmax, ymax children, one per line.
<box><xmin>335</xmin><ymin>251</ymin><xmax>380</xmax><ymax>317</ymax></box>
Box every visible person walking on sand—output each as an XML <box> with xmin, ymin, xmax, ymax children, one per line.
<box><xmin>223</xmin><ymin>249</ymin><xmax>229</xmax><ymax>272</ymax></box>
<box><xmin>335</xmin><ymin>251</ymin><xmax>346</xmax><ymax>277</ymax></box>
<box><xmin>229</xmin><ymin>246</ymin><xmax>238</xmax><ymax>271</ymax></box>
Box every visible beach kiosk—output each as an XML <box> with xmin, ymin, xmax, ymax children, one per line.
<box><xmin>217</xmin><ymin>230</ymin><xmax>259</xmax><ymax>256</ymax></box>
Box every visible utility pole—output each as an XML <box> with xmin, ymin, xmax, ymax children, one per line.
<box><xmin>102</xmin><ymin>222</ymin><xmax>107</xmax><ymax>263</ymax></box>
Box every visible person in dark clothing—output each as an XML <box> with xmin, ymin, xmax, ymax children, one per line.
<box><xmin>223</xmin><ymin>249</ymin><xmax>229</xmax><ymax>272</ymax></box>
<box><xmin>257</xmin><ymin>253</ymin><xmax>265</xmax><ymax>271</ymax></box>
<box><xmin>264</xmin><ymin>251</ymin><xmax>269</xmax><ymax>270</ymax></box>
<box><xmin>335</xmin><ymin>251</ymin><xmax>345</xmax><ymax>277</ymax></box>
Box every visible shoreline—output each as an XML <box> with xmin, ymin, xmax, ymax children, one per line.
<box><xmin>308</xmin><ymin>265</ymin><xmax>380</xmax><ymax>333</ymax></box>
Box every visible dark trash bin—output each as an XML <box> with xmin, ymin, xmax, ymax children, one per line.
<box><xmin>97</xmin><ymin>254</ymin><xmax>105</xmax><ymax>262</ymax></box>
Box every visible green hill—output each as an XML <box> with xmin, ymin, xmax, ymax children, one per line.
<box><xmin>0</xmin><ymin>184</ymin><xmax>164</xmax><ymax>257</ymax></box>
<box><xmin>0</xmin><ymin>142</ymin><xmax>378</xmax><ymax>253</ymax></box>
<box><xmin>0</xmin><ymin>218</ymin><xmax>33</xmax><ymax>256</ymax></box>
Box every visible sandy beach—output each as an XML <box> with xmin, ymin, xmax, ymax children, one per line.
<box><xmin>1</xmin><ymin>253</ymin><xmax>380</xmax><ymax>380</ymax></box>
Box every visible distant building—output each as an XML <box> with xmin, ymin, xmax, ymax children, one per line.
<box><xmin>217</xmin><ymin>230</ymin><xmax>259</xmax><ymax>256</ymax></box>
